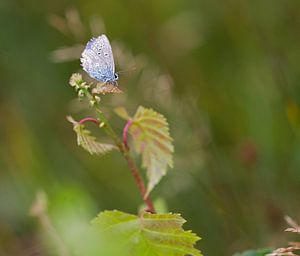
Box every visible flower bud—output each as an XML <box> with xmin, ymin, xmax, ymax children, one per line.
<box><xmin>69</xmin><ymin>73</ymin><xmax>83</xmax><ymax>87</ymax></box>
<box><xmin>78</xmin><ymin>89</ymin><xmax>85</xmax><ymax>97</ymax></box>
<box><xmin>94</xmin><ymin>96</ymin><xmax>101</xmax><ymax>103</ymax></box>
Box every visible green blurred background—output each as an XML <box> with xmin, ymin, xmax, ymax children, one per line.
<box><xmin>1</xmin><ymin>0</ymin><xmax>300</xmax><ymax>255</ymax></box>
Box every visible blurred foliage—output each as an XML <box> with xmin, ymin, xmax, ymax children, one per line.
<box><xmin>1</xmin><ymin>0</ymin><xmax>300</xmax><ymax>255</ymax></box>
<box><xmin>233</xmin><ymin>248</ymin><xmax>273</xmax><ymax>256</ymax></box>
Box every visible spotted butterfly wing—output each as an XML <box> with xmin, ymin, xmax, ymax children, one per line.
<box><xmin>80</xmin><ymin>35</ymin><xmax>118</xmax><ymax>85</ymax></box>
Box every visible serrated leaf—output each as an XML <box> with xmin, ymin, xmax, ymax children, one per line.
<box><xmin>114</xmin><ymin>106</ymin><xmax>130</xmax><ymax>120</ymax></box>
<box><xmin>92</xmin><ymin>210</ymin><xmax>202</xmax><ymax>256</ymax></box>
<box><xmin>129</xmin><ymin>106</ymin><xmax>174</xmax><ymax>197</ymax></box>
<box><xmin>67</xmin><ymin>116</ymin><xmax>117</xmax><ymax>155</ymax></box>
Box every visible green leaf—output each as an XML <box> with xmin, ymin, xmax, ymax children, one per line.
<box><xmin>92</xmin><ymin>210</ymin><xmax>202</xmax><ymax>256</ymax></box>
<box><xmin>67</xmin><ymin>116</ymin><xmax>118</xmax><ymax>155</ymax></box>
<box><xmin>129</xmin><ymin>106</ymin><xmax>174</xmax><ymax>197</ymax></box>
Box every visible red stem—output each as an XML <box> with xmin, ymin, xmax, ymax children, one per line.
<box><xmin>79</xmin><ymin>117</ymin><xmax>99</xmax><ymax>125</ymax></box>
<box><xmin>123</xmin><ymin>119</ymin><xmax>133</xmax><ymax>149</ymax></box>
<box><xmin>123</xmin><ymin>154</ymin><xmax>155</xmax><ymax>213</ymax></box>
<box><xmin>123</xmin><ymin>119</ymin><xmax>155</xmax><ymax>213</ymax></box>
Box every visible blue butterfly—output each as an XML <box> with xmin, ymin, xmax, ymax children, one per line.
<box><xmin>80</xmin><ymin>34</ymin><xmax>118</xmax><ymax>86</ymax></box>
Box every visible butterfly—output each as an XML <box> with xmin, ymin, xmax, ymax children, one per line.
<box><xmin>80</xmin><ymin>34</ymin><xmax>119</xmax><ymax>86</ymax></box>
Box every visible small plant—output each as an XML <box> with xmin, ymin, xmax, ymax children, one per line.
<box><xmin>233</xmin><ymin>216</ymin><xmax>300</xmax><ymax>256</ymax></box>
<box><xmin>267</xmin><ymin>216</ymin><xmax>300</xmax><ymax>256</ymax></box>
<box><xmin>61</xmin><ymin>34</ymin><xmax>202</xmax><ymax>255</ymax></box>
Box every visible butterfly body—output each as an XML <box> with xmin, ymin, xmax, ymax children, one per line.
<box><xmin>81</xmin><ymin>35</ymin><xmax>118</xmax><ymax>86</ymax></box>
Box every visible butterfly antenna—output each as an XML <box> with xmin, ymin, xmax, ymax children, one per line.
<box><xmin>117</xmin><ymin>66</ymin><xmax>137</xmax><ymax>76</ymax></box>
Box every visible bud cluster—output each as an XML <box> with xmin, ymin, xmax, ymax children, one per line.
<box><xmin>69</xmin><ymin>73</ymin><xmax>101</xmax><ymax>105</ymax></box>
<box><xmin>69</xmin><ymin>73</ymin><xmax>90</xmax><ymax>98</ymax></box>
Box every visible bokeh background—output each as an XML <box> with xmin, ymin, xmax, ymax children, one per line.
<box><xmin>1</xmin><ymin>0</ymin><xmax>300</xmax><ymax>255</ymax></box>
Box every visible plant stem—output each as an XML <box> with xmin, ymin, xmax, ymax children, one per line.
<box><xmin>79</xmin><ymin>117</ymin><xmax>99</xmax><ymax>125</ymax></box>
<box><xmin>123</xmin><ymin>153</ymin><xmax>155</xmax><ymax>213</ymax></box>
<box><xmin>82</xmin><ymin>90</ymin><xmax>155</xmax><ymax>213</ymax></box>
<box><xmin>123</xmin><ymin>119</ymin><xmax>133</xmax><ymax>149</ymax></box>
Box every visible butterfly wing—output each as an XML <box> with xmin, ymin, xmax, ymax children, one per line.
<box><xmin>80</xmin><ymin>35</ymin><xmax>116</xmax><ymax>83</ymax></box>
